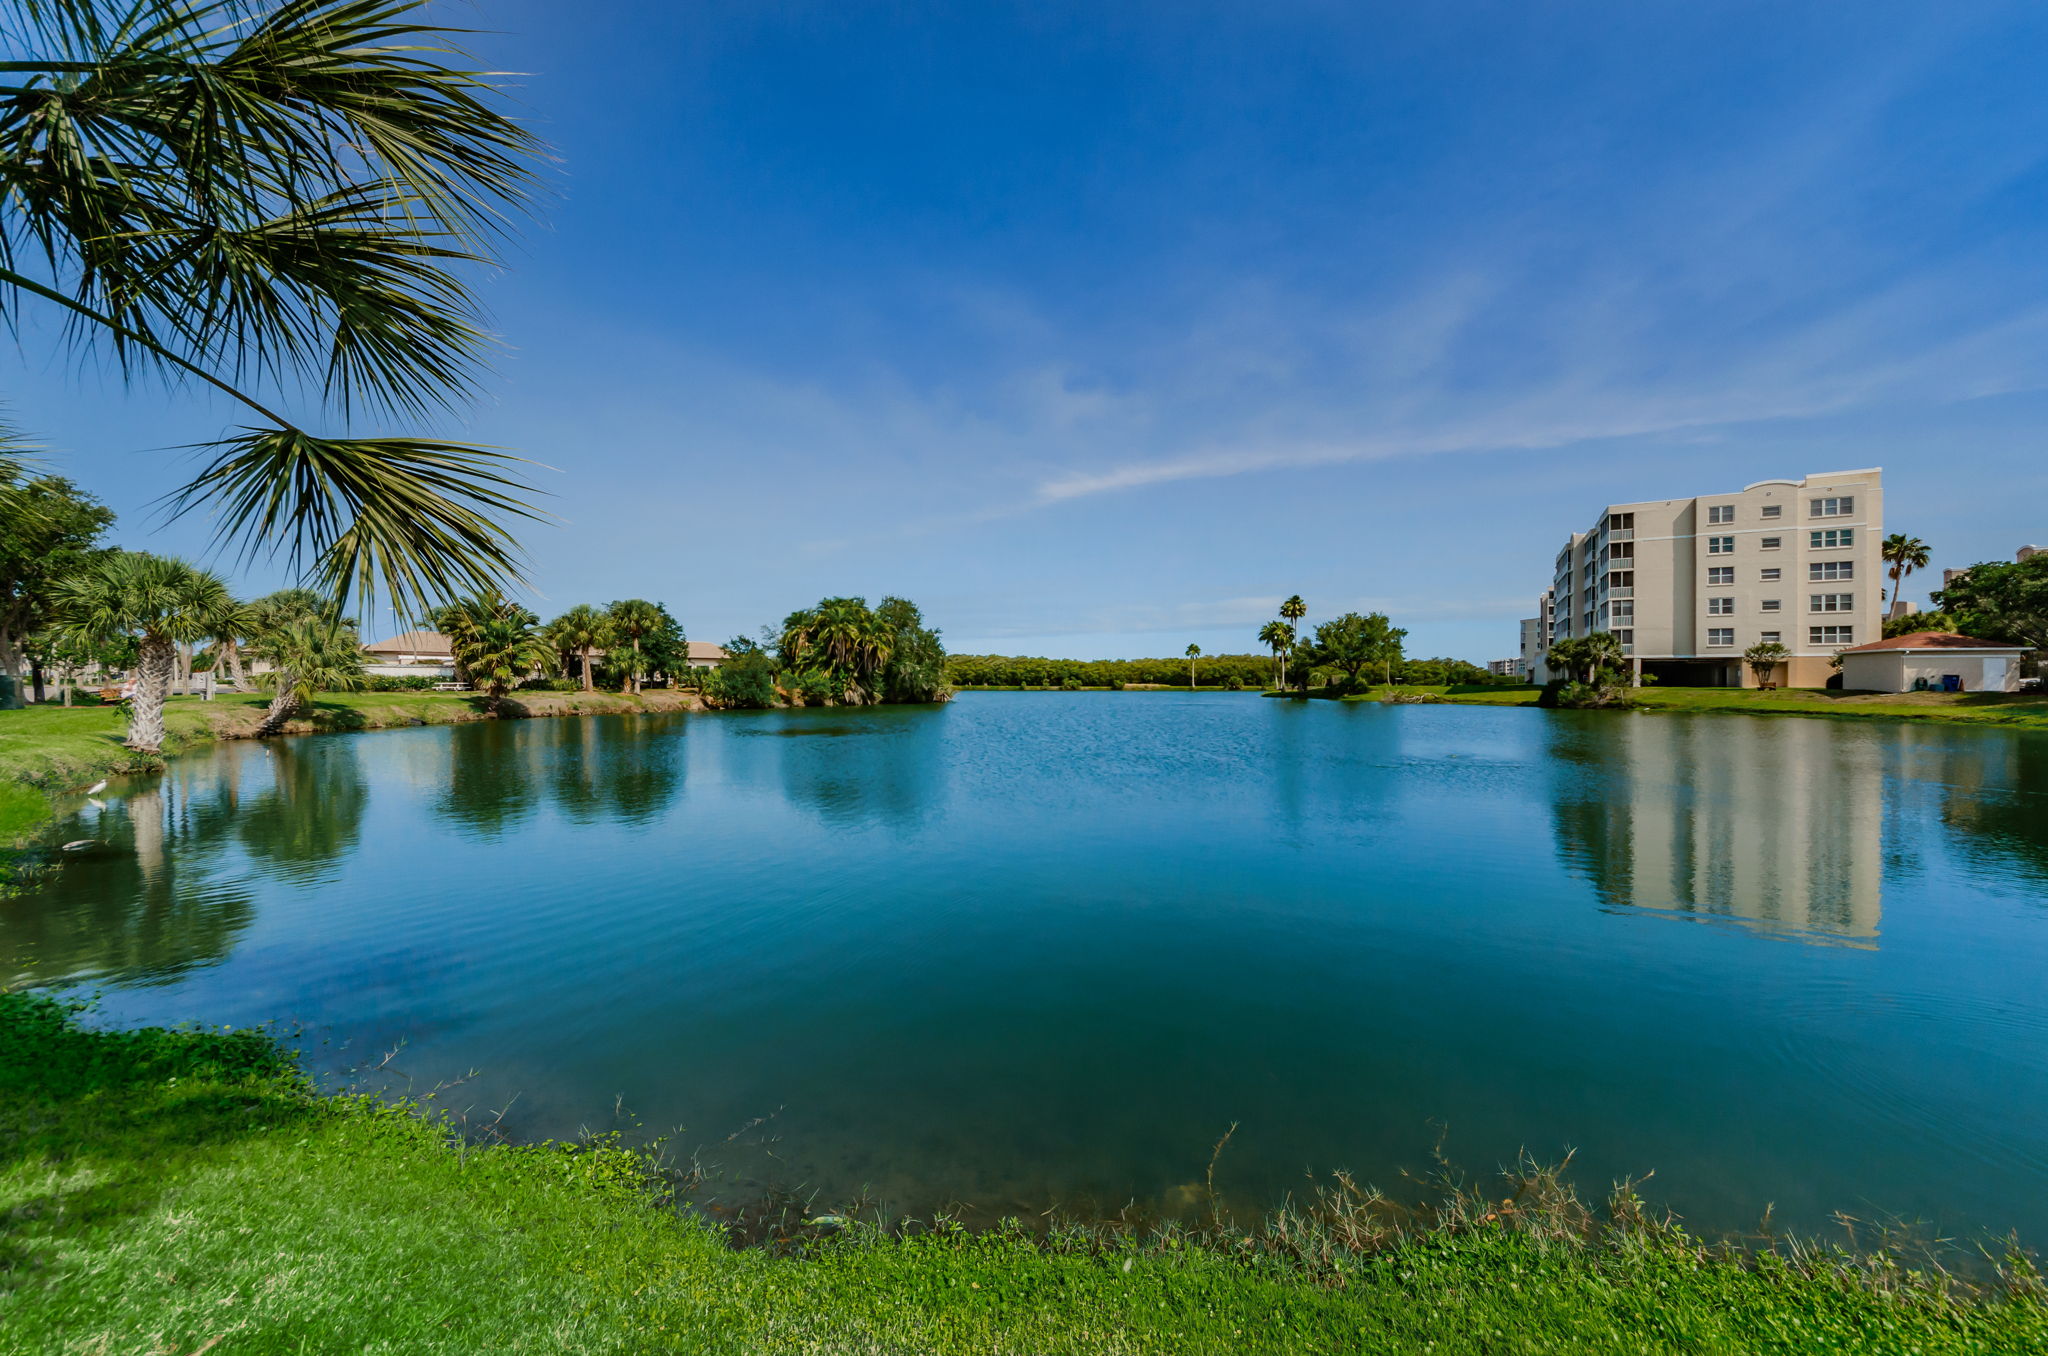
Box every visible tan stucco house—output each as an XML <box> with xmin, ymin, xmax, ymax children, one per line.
<box><xmin>1838</xmin><ymin>632</ymin><xmax>2027</xmax><ymax>694</ymax></box>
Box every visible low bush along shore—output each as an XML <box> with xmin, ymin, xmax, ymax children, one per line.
<box><xmin>1327</xmin><ymin>683</ymin><xmax>2048</xmax><ymax>728</ymax></box>
<box><xmin>3</xmin><ymin>993</ymin><xmax>2044</xmax><ymax>1355</ymax></box>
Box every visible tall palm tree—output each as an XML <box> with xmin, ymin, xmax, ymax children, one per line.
<box><xmin>605</xmin><ymin>599</ymin><xmax>665</xmax><ymax>694</ymax></box>
<box><xmin>251</xmin><ymin>615</ymin><xmax>367</xmax><ymax>736</ymax></box>
<box><xmin>1257</xmin><ymin>621</ymin><xmax>1293</xmax><ymax>690</ymax></box>
<box><xmin>432</xmin><ymin>592</ymin><xmax>552</xmax><ymax>712</ymax></box>
<box><xmin>2</xmin><ymin>0</ymin><xmax>545</xmax><ymax>611</ymax></box>
<box><xmin>1882</xmin><ymin>534</ymin><xmax>1932</xmax><ymax>608</ymax></box>
<box><xmin>1185</xmin><ymin>643</ymin><xmax>1202</xmax><ymax>690</ymax></box>
<box><xmin>53</xmin><ymin>553</ymin><xmax>233</xmax><ymax>752</ymax></box>
<box><xmin>544</xmin><ymin>605</ymin><xmax>611</xmax><ymax>691</ymax></box>
<box><xmin>806</xmin><ymin>597</ymin><xmax>892</xmax><ymax>701</ymax></box>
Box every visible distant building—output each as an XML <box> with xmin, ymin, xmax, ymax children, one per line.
<box><xmin>1487</xmin><ymin>657</ymin><xmax>1526</xmax><ymax>678</ymax></box>
<box><xmin>1543</xmin><ymin>469</ymin><xmax>1883</xmax><ymax>688</ymax></box>
<box><xmin>684</xmin><ymin>641</ymin><xmax>731</xmax><ymax>670</ymax></box>
<box><xmin>1519</xmin><ymin>591</ymin><xmax>1554</xmax><ymax>683</ymax></box>
<box><xmin>364</xmin><ymin>630</ymin><xmax>456</xmax><ymax>678</ymax></box>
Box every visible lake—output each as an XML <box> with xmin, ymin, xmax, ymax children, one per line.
<box><xmin>7</xmin><ymin>693</ymin><xmax>2048</xmax><ymax>1240</ymax></box>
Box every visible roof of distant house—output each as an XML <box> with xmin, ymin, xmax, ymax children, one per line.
<box><xmin>687</xmin><ymin>641</ymin><xmax>730</xmax><ymax>661</ymax></box>
<box><xmin>365</xmin><ymin>630</ymin><xmax>454</xmax><ymax>656</ymax></box>
<box><xmin>1839</xmin><ymin>631</ymin><xmax>2025</xmax><ymax>654</ymax></box>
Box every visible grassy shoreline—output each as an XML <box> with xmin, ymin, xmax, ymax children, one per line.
<box><xmin>1307</xmin><ymin>683</ymin><xmax>2048</xmax><ymax>728</ymax></box>
<box><xmin>4</xmin><ymin>990</ymin><xmax>2043</xmax><ymax>1355</ymax></box>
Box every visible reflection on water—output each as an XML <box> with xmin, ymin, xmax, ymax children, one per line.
<box><xmin>6</xmin><ymin>701</ymin><xmax>2048</xmax><ymax>1241</ymax></box>
<box><xmin>1549</xmin><ymin>717</ymin><xmax>1884</xmax><ymax>945</ymax></box>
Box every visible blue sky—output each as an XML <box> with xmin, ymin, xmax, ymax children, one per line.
<box><xmin>9</xmin><ymin>0</ymin><xmax>2048</xmax><ymax>658</ymax></box>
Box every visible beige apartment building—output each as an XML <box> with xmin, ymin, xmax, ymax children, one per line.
<box><xmin>1546</xmin><ymin>469</ymin><xmax>1883</xmax><ymax>688</ymax></box>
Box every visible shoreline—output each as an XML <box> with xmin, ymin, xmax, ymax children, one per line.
<box><xmin>4</xmin><ymin>989</ymin><xmax>2043</xmax><ymax>1354</ymax></box>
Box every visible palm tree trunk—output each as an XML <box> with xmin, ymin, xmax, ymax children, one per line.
<box><xmin>581</xmin><ymin>647</ymin><xmax>595</xmax><ymax>692</ymax></box>
<box><xmin>256</xmin><ymin>674</ymin><xmax>300</xmax><ymax>736</ymax></box>
<box><xmin>225</xmin><ymin>640</ymin><xmax>248</xmax><ymax>691</ymax></box>
<box><xmin>628</xmin><ymin>636</ymin><xmax>641</xmax><ymax>694</ymax></box>
<box><xmin>128</xmin><ymin>636</ymin><xmax>175</xmax><ymax>753</ymax></box>
<box><xmin>0</xmin><ymin>629</ymin><xmax>25</xmax><ymax>709</ymax></box>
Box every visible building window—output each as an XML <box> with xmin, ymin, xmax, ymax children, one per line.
<box><xmin>1811</xmin><ymin>593</ymin><xmax>1855</xmax><ymax>613</ymax></box>
<box><xmin>1607</xmin><ymin>512</ymin><xmax>1635</xmax><ymax>530</ymax></box>
<box><xmin>1760</xmin><ymin>536</ymin><xmax>1782</xmax><ymax>550</ymax></box>
<box><xmin>1707</xmin><ymin>535</ymin><xmax>1735</xmax><ymax>554</ymax></box>
<box><xmin>1614</xmin><ymin>629</ymin><xmax>1634</xmax><ymax>646</ymax></box>
<box><xmin>1707</xmin><ymin>597</ymin><xmax>1735</xmax><ymax>615</ymax></box>
<box><xmin>1761</xmin><ymin>599</ymin><xmax>1782</xmax><ymax>612</ymax></box>
<box><xmin>1811</xmin><ymin>529</ymin><xmax>1854</xmax><ymax>549</ymax></box>
<box><xmin>1760</xmin><ymin>568</ymin><xmax>1781</xmax><ymax>581</ymax></box>
<box><xmin>1809</xmin><ymin>560</ymin><xmax>1854</xmax><ymax>580</ymax></box>
<box><xmin>1608</xmin><ymin>543</ymin><xmax>1633</xmax><ymax>561</ymax></box>
<box><xmin>1707</xmin><ymin>566</ymin><xmax>1734</xmax><ymax>585</ymax></box>
<box><xmin>1761</xmin><ymin>504</ymin><xmax>1782</xmax><ymax>518</ymax></box>
<box><xmin>1611</xmin><ymin>600</ymin><xmax>1634</xmax><ymax>622</ymax></box>
<box><xmin>1760</xmin><ymin>630</ymin><xmax>1782</xmax><ymax>644</ymax></box>
<box><xmin>1810</xmin><ymin>496</ymin><xmax>1855</xmax><ymax>518</ymax></box>
<box><xmin>1608</xmin><ymin>571</ymin><xmax>1634</xmax><ymax>587</ymax></box>
<box><xmin>1707</xmin><ymin>504</ymin><xmax>1735</xmax><ymax>524</ymax></box>
<box><xmin>1811</xmin><ymin>625</ymin><xmax>1855</xmax><ymax>646</ymax></box>
<box><xmin>1707</xmin><ymin>628</ymin><xmax>1735</xmax><ymax>647</ymax></box>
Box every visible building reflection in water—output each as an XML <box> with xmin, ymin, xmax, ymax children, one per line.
<box><xmin>1549</xmin><ymin>715</ymin><xmax>1884</xmax><ymax>946</ymax></box>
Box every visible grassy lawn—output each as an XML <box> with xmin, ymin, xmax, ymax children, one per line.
<box><xmin>3</xmin><ymin>992</ymin><xmax>2043</xmax><ymax>1356</ymax></box>
<box><xmin>1318</xmin><ymin>683</ymin><xmax>2048</xmax><ymax>728</ymax></box>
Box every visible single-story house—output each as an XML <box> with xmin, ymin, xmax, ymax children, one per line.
<box><xmin>1839</xmin><ymin>631</ymin><xmax>2028</xmax><ymax>694</ymax></box>
<box><xmin>364</xmin><ymin>630</ymin><xmax>456</xmax><ymax>679</ymax></box>
<box><xmin>685</xmin><ymin>641</ymin><xmax>730</xmax><ymax>671</ymax></box>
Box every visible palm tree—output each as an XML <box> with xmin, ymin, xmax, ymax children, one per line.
<box><xmin>1185</xmin><ymin>643</ymin><xmax>1202</xmax><ymax>689</ymax></box>
<box><xmin>3</xmin><ymin>1</ymin><xmax>545</xmax><ymax>611</ymax></box>
<box><xmin>544</xmin><ymin>605</ymin><xmax>612</xmax><ymax>692</ymax></box>
<box><xmin>1546</xmin><ymin>632</ymin><xmax>1626</xmax><ymax>687</ymax></box>
<box><xmin>605</xmin><ymin>599</ymin><xmax>665</xmax><ymax>694</ymax></box>
<box><xmin>432</xmin><ymin>592</ymin><xmax>552</xmax><ymax>712</ymax></box>
<box><xmin>1257</xmin><ymin>621</ymin><xmax>1293</xmax><ymax>689</ymax></box>
<box><xmin>807</xmin><ymin>597</ymin><xmax>893</xmax><ymax>701</ymax></box>
<box><xmin>1882</xmin><ymin>534</ymin><xmax>1932</xmax><ymax>608</ymax></box>
<box><xmin>251</xmin><ymin>615</ymin><xmax>367</xmax><ymax>736</ymax></box>
<box><xmin>52</xmin><ymin>553</ymin><xmax>233</xmax><ymax>752</ymax></box>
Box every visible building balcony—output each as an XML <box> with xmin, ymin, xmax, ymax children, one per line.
<box><xmin>1608</xmin><ymin>586</ymin><xmax>1633</xmax><ymax>599</ymax></box>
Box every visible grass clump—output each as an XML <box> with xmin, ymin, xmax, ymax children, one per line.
<box><xmin>4</xmin><ymin>993</ymin><xmax>2047</xmax><ymax>1353</ymax></box>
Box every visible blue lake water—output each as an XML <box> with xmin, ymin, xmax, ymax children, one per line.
<box><xmin>7</xmin><ymin>693</ymin><xmax>2048</xmax><ymax>1239</ymax></box>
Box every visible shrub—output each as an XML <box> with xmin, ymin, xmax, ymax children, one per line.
<box><xmin>363</xmin><ymin>674</ymin><xmax>441</xmax><ymax>692</ymax></box>
<box><xmin>517</xmin><ymin>676</ymin><xmax>579</xmax><ymax>692</ymax></box>
<box><xmin>1060</xmin><ymin>676</ymin><xmax>1083</xmax><ymax>690</ymax></box>
<box><xmin>791</xmin><ymin>669</ymin><xmax>836</xmax><ymax>705</ymax></box>
<box><xmin>705</xmin><ymin>652</ymin><xmax>779</xmax><ymax>709</ymax></box>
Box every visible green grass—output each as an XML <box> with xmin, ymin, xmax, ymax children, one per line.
<box><xmin>1317</xmin><ymin>683</ymin><xmax>2048</xmax><ymax>727</ymax></box>
<box><xmin>3</xmin><ymin>992</ymin><xmax>2043</xmax><ymax>1355</ymax></box>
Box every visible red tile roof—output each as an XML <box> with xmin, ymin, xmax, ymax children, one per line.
<box><xmin>1840</xmin><ymin>631</ymin><xmax>2023</xmax><ymax>654</ymax></box>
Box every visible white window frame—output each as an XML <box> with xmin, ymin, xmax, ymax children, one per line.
<box><xmin>1811</xmin><ymin>528</ymin><xmax>1855</xmax><ymax>550</ymax></box>
<box><xmin>1706</xmin><ymin>627</ymin><xmax>1735</xmax><ymax>647</ymax></box>
<box><xmin>1761</xmin><ymin>599</ymin><xmax>1782</xmax><ymax>612</ymax></box>
<box><xmin>1707</xmin><ymin>535</ymin><xmax>1735</xmax><ymax>555</ymax></box>
<box><xmin>1707</xmin><ymin>596</ymin><xmax>1735</xmax><ymax>615</ymax></box>
<box><xmin>1761</xmin><ymin>504</ymin><xmax>1782</xmax><ymax>518</ymax></box>
<box><xmin>1810</xmin><ymin>496</ymin><xmax>1855</xmax><ymax>518</ymax></box>
<box><xmin>1810</xmin><ymin>593</ymin><xmax>1854</xmax><ymax>613</ymax></box>
<box><xmin>1760</xmin><ymin>568</ymin><xmax>1781</xmax><ymax>581</ymax></box>
<box><xmin>1809</xmin><ymin>560</ymin><xmax>1854</xmax><ymax>581</ymax></box>
<box><xmin>1760</xmin><ymin>536</ymin><xmax>1782</xmax><ymax>550</ymax></box>
<box><xmin>1707</xmin><ymin>504</ymin><xmax>1735</xmax><ymax>524</ymax></box>
<box><xmin>1810</xmin><ymin>625</ymin><xmax>1854</xmax><ymax>646</ymax></box>
<box><xmin>1707</xmin><ymin>566</ymin><xmax>1734</xmax><ymax>585</ymax></box>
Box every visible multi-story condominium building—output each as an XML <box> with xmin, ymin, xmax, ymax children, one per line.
<box><xmin>1487</xmin><ymin>658</ymin><xmax>1526</xmax><ymax>678</ymax></box>
<box><xmin>1518</xmin><ymin>591</ymin><xmax>1554</xmax><ymax>683</ymax></box>
<box><xmin>1545</xmin><ymin>469</ymin><xmax>1882</xmax><ymax>688</ymax></box>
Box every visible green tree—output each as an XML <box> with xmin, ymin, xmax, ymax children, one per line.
<box><xmin>3</xmin><ymin>0</ymin><xmax>545</xmax><ymax>610</ymax></box>
<box><xmin>1933</xmin><ymin>555</ymin><xmax>2048</xmax><ymax>650</ymax></box>
<box><xmin>543</xmin><ymin>605</ymin><xmax>612</xmax><ymax>692</ymax></box>
<box><xmin>1882</xmin><ymin>534</ymin><xmax>1932</xmax><ymax>605</ymax></box>
<box><xmin>876</xmin><ymin>596</ymin><xmax>949</xmax><ymax>703</ymax></box>
<box><xmin>1546</xmin><ymin>633</ymin><xmax>1626</xmax><ymax>686</ymax></box>
<box><xmin>0</xmin><ymin>466</ymin><xmax>114</xmax><ymax>706</ymax></box>
<box><xmin>1256</xmin><ymin>621</ymin><xmax>1293</xmax><ymax>690</ymax></box>
<box><xmin>1185</xmin><ymin>643</ymin><xmax>1202</xmax><ymax>689</ymax></box>
<box><xmin>1743</xmin><ymin>640</ymin><xmax>1789</xmax><ymax>686</ymax></box>
<box><xmin>1884</xmin><ymin>609</ymin><xmax>1954</xmax><ymax>638</ymax></box>
<box><xmin>1311</xmin><ymin>612</ymin><xmax>1406</xmax><ymax>691</ymax></box>
<box><xmin>430</xmin><ymin>592</ymin><xmax>551</xmax><ymax>712</ymax></box>
<box><xmin>52</xmin><ymin>553</ymin><xmax>234</xmax><ymax>752</ymax></box>
<box><xmin>251</xmin><ymin>615</ymin><xmax>367</xmax><ymax>736</ymax></box>
<box><xmin>705</xmin><ymin>649</ymin><xmax>779</xmax><ymax>709</ymax></box>
<box><xmin>603</xmin><ymin>599</ymin><xmax>678</xmax><ymax>693</ymax></box>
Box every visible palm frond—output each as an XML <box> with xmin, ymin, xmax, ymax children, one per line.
<box><xmin>166</xmin><ymin>427</ymin><xmax>548</xmax><ymax>612</ymax></box>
